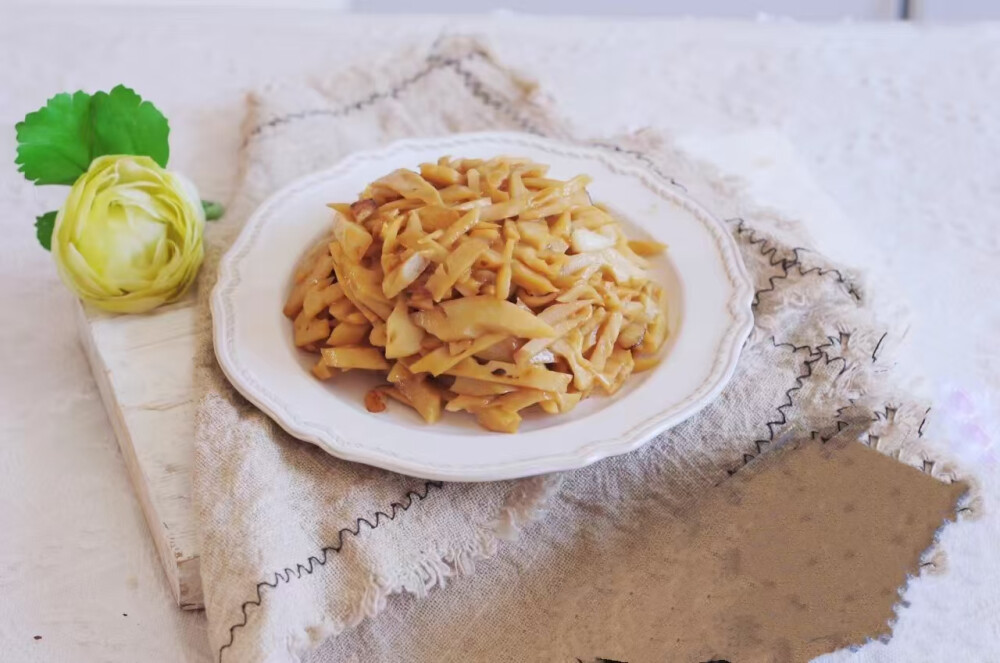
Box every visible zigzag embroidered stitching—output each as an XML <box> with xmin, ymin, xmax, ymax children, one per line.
<box><xmin>588</xmin><ymin>140</ymin><xmax>687</xmax><ymax>191</ymax></box>
<box><xmin>245</xmin><ymin>49</ymin><xmax>544</xmax><ymax>143</ymax></box>
<box><xmin>723</xmin><ymin>220</ymin><xmax>921</xmax><ymax>475</ymax></box>
<box><xmin>218</xmin><ymin>481</ymin><xmax>443</xmax><ymax>661</ymax></box>
<box><xmin>729</xmin><ymin>218</ymin><xmax>863</xmax><ymax>304</ymax></box>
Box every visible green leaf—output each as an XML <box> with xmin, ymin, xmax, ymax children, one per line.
<box><xmin>90</xmin><ymin>85</ymin><xmax>170</xmax><ymax>167</ymax></box>
<box><xmin>15</xmin><ymin>85</ymin><xmax>170</xmax><ymax>186</ymax></box>
<box><xmin>35</xmin><ymin>211</ymin><xmax>57</xmax><ymax>250</ymax></box>
<box><xmin>201</xmin><ymin>200</ymin><xmax>224</xmax><ymax>221</ymax></box>
<box><xmin>15</xmin><ymin>91</ymin><xmax>94</xmax><ymax>185</ymax></box>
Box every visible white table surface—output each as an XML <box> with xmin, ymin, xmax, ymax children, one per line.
<box><xmin>1</xmin><ymin>10</ymin><xmax>998</xmax><ymax>662</ymax></box>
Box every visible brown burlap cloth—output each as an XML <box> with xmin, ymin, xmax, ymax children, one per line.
<box><xmin>194</xmin><ymin>37</ymin><xmax>974</xmax><ymax>663</ymax></box>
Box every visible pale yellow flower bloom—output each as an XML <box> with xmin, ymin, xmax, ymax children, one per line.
<box><xmin>51</xmin><ymin>155</ymin><xmax>205</xmax><ymax>313</ymax></box>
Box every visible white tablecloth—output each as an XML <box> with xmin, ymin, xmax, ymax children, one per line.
<box><xmin>1</xmin><ymin>10</ymin><xmax>997</xmax><ymax>661</ymax></box>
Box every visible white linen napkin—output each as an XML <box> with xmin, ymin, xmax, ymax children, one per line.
<box><xmin>194</xmin><ymin>37</ymin><xmax>968</xmax><ymax>663</ymax></box>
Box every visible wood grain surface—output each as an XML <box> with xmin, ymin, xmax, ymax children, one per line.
<box><xmin>75</xmin><ymin>298</ymin><xmax>204</xmax><ymax>609</ymax></box>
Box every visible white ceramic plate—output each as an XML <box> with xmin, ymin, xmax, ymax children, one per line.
<box><xmin>211</xmin><ymin>132</ymin><xmax>753</xmax><ymax>481</ymax></box>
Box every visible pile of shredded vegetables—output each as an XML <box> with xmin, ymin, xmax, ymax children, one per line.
<box><xmin>284</xmin><ymin>156</ymin><xmax>668</xmax><ymax>433</ymax></box>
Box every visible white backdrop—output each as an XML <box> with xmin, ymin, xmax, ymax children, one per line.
<box><xmin>1</xmin><ymin>8</ymin><xmax>998</xmax><ymax>662</ymax></box>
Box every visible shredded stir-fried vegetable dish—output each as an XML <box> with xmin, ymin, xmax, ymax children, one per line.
<box><xmin>284</xmin><ymin>156</ymin><xmax>669</xmax><ymax>433</ymax></box>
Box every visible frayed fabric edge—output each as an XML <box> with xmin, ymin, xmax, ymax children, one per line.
<box><xmin>278</xmin><ymin>474</ymin><xmax>565</xmax><ymax>663</ymax></box>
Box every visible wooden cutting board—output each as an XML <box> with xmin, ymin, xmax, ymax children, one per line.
<box><xmin>76</xmin><ymin>130</ymin><xmax>864</xmax><ymax>611</ymax></box>
<box><xmin>76</xmin><ymin>297</ymin><xmax>204</xmax><ymax>610</ymax></box>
